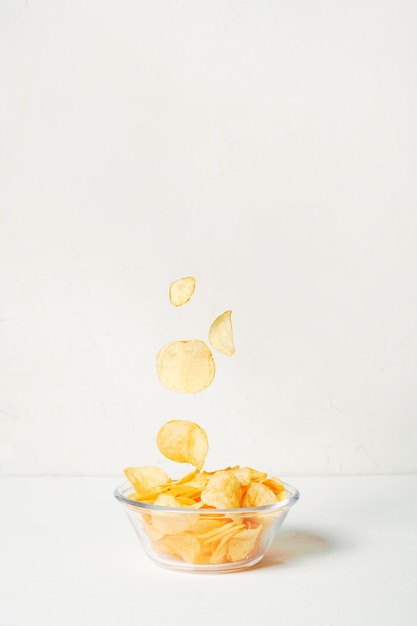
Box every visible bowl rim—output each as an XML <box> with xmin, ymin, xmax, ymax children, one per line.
<box><xmin>114</xmin><ymin>479</ymin><xmax>300</xmax><ymax>514</ymax></box>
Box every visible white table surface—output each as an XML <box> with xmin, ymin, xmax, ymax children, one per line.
<box><xmin>1</xmin><ymin>475</ymin><xmax>416</xmax><ymax>626</ymax></box>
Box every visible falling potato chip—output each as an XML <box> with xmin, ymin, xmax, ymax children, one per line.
<box><xmin>208</xmin><ymin>310</ymin><xmax>235</xmax><ymax>356</ymax></box>
<box><xmin>157</xmin><ymin>420</ymin><xmax>209</xmax><ymax>470</ymax></box>
<box><xmin>200</xmin><ymin>470</ymin><xmax>241</xmax><ymax>509</ymax></box>
<box><xmin>169</xmin><ymin>276</ymin><xmax>196</xmax><ymax>307</ymax></box>
<box><xmin>156</xmin><ymin>339</ymin><xmax>215</xmax><ymax>394</ymax></box>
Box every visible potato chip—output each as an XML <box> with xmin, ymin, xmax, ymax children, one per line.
<box><xmin>156</xmin><ymin>339</ymin><xmax>215</xmax><ymax>393</ymax></box>
<box><xmin>176</xmin><ymin>496</ymin><xmax>198</xmax><ymax>506</ymax></box>
<box><xmin>241</xmin><ymin>481</ymin><xmax>278</xmax><ymax>507</ymax></box>
<box><xmin>193</xmin><ymin>520</ymin><xmax>238</xmax><ymax>540</ymax></box>
<box><xmin>200</xmin><ymin>470</ymin><xmax>241</xmax><ymax>509</ymax></box>
<box><xmin>208</xmin><ymin>310</ymin><xmax>235</xmax><ymax>356</ymax></box>
<box><xmin>231</xmin><ymin>466</ymin><xmax>252</xmax><ymax>486</ymax></box>
<box><xmin>277</xmin><ymin>488</ymin><xmax>289</xmax><ymax>502</ymax></box>
<box><xmin>209</xmin><ymin>540</ymin><xmax>229</xmax><ymax>565</ymax></box>
<box><xmin>209</xmin><ymin>524</ymin><xmax>245</xmax><ymax>564</ymax></box>
<box><xmin>143</xmin><ymin>523</ymin><xmax>165</xmax><ymax>542</ymax></box>
<box><xmin>157</xmin><ymin>533</ymin><xmax>201</xmax><ymax>564</ymax></box>
<box><xmin>124</xmin><ymin>466</ymin><xmax>170</xmax><ymax>497</ymax></box>
<box><xmin>153</xmin><ymin>493</ymin><xmax>180</xmax><ymax>507</ymax></box>
<box><xmin>152</xmin><ymin>494</ymin><xmax>199</xmax><ymax>534</ymax></box>
<box><xmin>247</xmin><ymin>467</ymin><xmax>268</xmax><ymax>482</ymax></box>
<box><xmin>169</xmin><ymin>276</ymin><xmax>196</xmax><ymax>307</ymax></box>
<box><xmin>175</xmin><ymin>469</ymin><xmax>198</xmax><ymax>485</ymax></box>
<box><xmin>227</xmin><ymin>527</ymin><xmax>261</xmax><ymax>562</ymax></box>
<box><xmin>157</xmin><ymin>420</ymin><xmax>209</xmax><ymax>470</ymax></box>
<box><xmin>263</xmin><ymin>477</ymin><xmax>286</xmax><ymax>495</ymax></box>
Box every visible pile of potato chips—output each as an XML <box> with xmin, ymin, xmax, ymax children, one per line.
<box><xmin>124</xmin><ymin>420</ymin><xmax>288</xmax><ymax>565</ymax></box>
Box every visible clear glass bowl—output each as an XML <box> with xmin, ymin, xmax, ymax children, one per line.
<box><xmin>114</xmin><ymin>480</ymin><xmax>300</xmax><ymax>572</ymax></box>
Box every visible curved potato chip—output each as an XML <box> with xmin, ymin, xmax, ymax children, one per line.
<box><xmin>231</xmin><ymin>466</ymin><xmax>252</xmax><ymax>486</ymax></box>
<box><xmin>209</xmin><ymin>541</ymin><xmax>229</xmax><ymax>565</ymax></box>
<box><xmin>152</xmin><ymin>494</ymin><xmax>199</xmax><ymax>534</ymax></box>
<box><xmin>169</xmin><ymin>276</ymin><xmax>196</xmax><ymax>307</ymax></box>
<box><xmin>241</xmin><ymin>481</ymin><xmax>278</xmax><ymax>507</ymax></box>
<box><xmin>157</xmin><ymin>420</ymin><xmax>209</xmax><ymax>470</ymax></box>
<box><xmin>156</xmin><ymin>339</ymin><xmax>215</xmax><ymax>394</ymax></box>
<box><xmin>247</xmin><ymin>467</ymin><xmax>268</xmax><ymax>482</ymax></box>
<box><xmin>124</xmin><ymin>466</ymin><xmax>170</xmax><ymax>496</ymax></box>
<box><xmin>262</xmin><ymin>477</ymin><xmax>286</xmax><ymax>495</ymax></box>
<box><xmin>209</xmin><ymin>523</ymin><xmax>245</xmax><ymax>564</ymax></box>
<box><xmin>208</xmin><ymin>310</ymin><xmax>235</xmax><ymax>356</ymax></box>
<box><xmin>157</xmin><ymin>533</ymin><xmax>201</xmax><ymax>564</ymax></box>
<box><xmin>200</xmin><ymin>470</ymin><xmax>241</xmax><ymax>509</ymax></box>
<box><xmin>227</xmin><ymin>527</ymin><xmax>261</xmax><ymax>562</ymax></box>
<box><xmin>277</xmin><ymin>488</ymin><xmax>289</xmax><ymax>502</ymax></box>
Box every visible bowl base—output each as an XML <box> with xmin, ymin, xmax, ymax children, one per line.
<box><xmin>146</xmin><ymin>552</ymin><xmax>265</xmax><ymax>573</ymax></box>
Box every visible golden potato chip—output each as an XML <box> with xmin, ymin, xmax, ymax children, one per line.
<box><xmin>277</xmin><ymin>488</ymin><xmax>289</xmax><ymax>502</ymax></box>
<box><xmin>190</xmin><ymin>518</ymin><xmax>228</xmax><ymax>537</ymax></box>
<box><xmin>157</xmin><ymin>420</ymin><xmax>209</xmax><ymax>470</ymax></box>
<box><xmin>247</xmin><ymin>467</ymin><xmax>268</xmax><ymax>482</ymax></box>
<box><xmin>200</xmin><ymin>470</ymin><xmax>241</xmax><ymax>509</ymax></box>
<box><xmin>263</xmin><ymin>477</ymin><xmax>286</xmax><ymax>495</ymax></box>
<box><xmin>231</xmin><ymin>466</ymin><xmax>252</xmax><ymax>486</ymax></box>
<box><xmin>209</xmin><ymin>523</ymin><xmax>245</xmax><ymax>564</ymax></box>
<box><xmin>209</xmin><ymin>540</ymin><xmax>229</xmax><ymax>565</ymax></box>
<box><xmin>193</xmin><ymin>520</ymin><xmax>238</xmax><ymax>540</ymax></box>
<box><xmin>143</xmin><ymin>523</ymin><xmax>165</xmax><ymax>542</ymax></box>
<box><xmin>169</xmin><ymin>276</ymin><xmax>196</xmax><ymax>307</ymax></box>
<box><xmin>124</xmin><ymin>466</ymin><xmax>170</xmax><ymax>497</ymax></box>
<box><xmin>175</xmin><ymin>469</ymin><xmax>198</xmax><ymax>485</ymax></box>
<box><xmin>208</xmin><ymin>310</ymin><xmax>235</xmax><ymax>356</ymax></box>
<box><xmin>227</xmin><ymin>527</ymin><xmax>261</xmax><ymax>562</ymax></box>
<box><xmin>152</xmin><ymin>494</ymin><xmax>199</xmax><ymax>534</ymax></box>
<box><xmin>176</xmin><ymin>496</ymin><xmax>198</xmax><ymax>506</ymax></box>
<box><xmin>156</xmin><ymin>339</ymin><xmax>215</xmax><ymax>393</ymax></box>
<box><xmin>181</xmin><ymin>472</ymin><xmax>209</xmax><ymax>491</ymax></box>
<box><xmin>167</xmin><ymin>472</ymin><xmax>208</xmax><ymax>501</ymax></box>
<box><xmin>157</xmin><ymin>533</ymin><xmax>201</xmax><ymax>564</ymax></box>
<box><xmin>241</xmin><ymin>481</ymin><xmax>278</xmax><ymax>507</ymax></box>
<box><xmin>153</xmin><ymin>493</ymin><xmax>180</xmax><ymax>507</ymax></box>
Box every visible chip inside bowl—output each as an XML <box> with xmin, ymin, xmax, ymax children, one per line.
<box><xmin>200</xmin><ymin>470</ymin><xmax>241</xmax><ymax>509</ymax></box>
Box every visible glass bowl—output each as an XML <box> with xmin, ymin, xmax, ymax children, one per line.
<box><xmin>114</xmin><ymin>479</ymin><xmax>300</xmax><ymax>572</ymax></box>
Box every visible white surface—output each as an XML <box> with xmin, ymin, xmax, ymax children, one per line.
<box><xmin>1</xmin><ymin>0</ymin><xmax>417</xmax><ymax>476</ymax></box>
<box><xmin>0</xmin><ymin>475</ymin><xmax>416</xmax><ymax>626</ymax></box>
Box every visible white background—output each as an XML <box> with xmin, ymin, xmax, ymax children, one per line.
<box><xmin>1</xmin><ymin>0</ymin><xmax>416</xmax><ymax>477</ymax></box>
